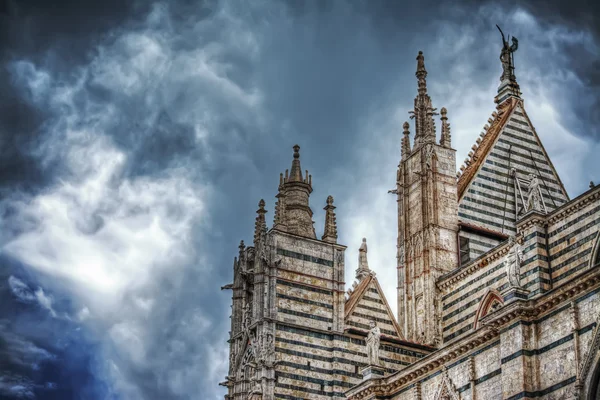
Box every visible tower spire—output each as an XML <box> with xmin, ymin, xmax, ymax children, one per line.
<box><xmin>272</xmin><ymin>145</ymin><xmax>316</xmax><ymax>239</ymax></box>
<box><xmin>410</xmin><ymin>51</ymin><xmax>438</xmax><ymax>148</ymax></box>
<box><xmin>321</xmin><ymin>195</ymin><xmax>338</xmax><ymax>243</ymax></box>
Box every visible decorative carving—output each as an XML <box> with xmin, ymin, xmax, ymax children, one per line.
<box><xmin>474</xmin><ymin>289</ymin><xmax>504</xmax><ymax>329</ymax></box>
<box><xmin>526</xmin><ymin>174</ymin><xmax>544</xmax><ymax>213</ymax></box>
<box><xmin>505</xmin><ymin>236</ymin><xmax>523</xmax><ymax>288</ymax></box>
<box><xmin>433</xmin><ymin>367</ymin><xmax>461</xmax><ymax>400</ymax></box>
<box><xmin>322</xmin><ymin>195</ymin><xmax>338</xmax><ymax>243</ymax></box>
<box><xmin>366</xmin><ymin>321</ymin><xmax>382</xmax><ymax>366</ymax></box>
<box><xmin>424</xmin><ymin>144</ymin><xmax>436</xmax><ymax>170</ymax></box>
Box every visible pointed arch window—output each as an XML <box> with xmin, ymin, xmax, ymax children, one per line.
<box><xmin>473</xmin><ymin>290</ymin><xmax>504</xmax><ymax>330</ymax></box>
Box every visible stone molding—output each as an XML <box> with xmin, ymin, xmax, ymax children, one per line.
<box><xmin>547</xmin><ymin>186</ymin><xmax>599</xmax><ymax>226</ymax></box>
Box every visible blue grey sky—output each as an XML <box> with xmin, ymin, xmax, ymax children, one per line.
<box><xmin>0</xmin><ymin>1</ymin><xmax>599</xmax><ymax>399</ymax></box>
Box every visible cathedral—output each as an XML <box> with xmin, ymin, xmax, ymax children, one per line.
<box><xmin>220</xmin><ymin>30</ymin><xmax>600</xmax><ymax>399</ymax></box>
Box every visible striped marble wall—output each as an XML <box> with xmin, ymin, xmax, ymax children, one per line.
<box><xmin>440</xmin><ymin>244</ymin><xmax>508</xmax><ymax>344</ymax></box>
<box><xmin>274</xmin><ymin>325</ymin><xmax>428</xmax><ymax>399</ymax></box>
<box><xmin>271</xmin><ymin>232</ymin><xmax>428</xmax><ymax>399</ymax></box>
<box><xmin>547</xmin><ymin>187</ymin><xmax>600</xmax><ymax>286</ymax></box>
<box><xmin>458</xmin><ymin>103</ymin><xmax>569</xmax><ymax>257</ymax></box>
<box><xmin>345</xmin><ymin>280</ymin><xmax>400</xmax><ymax>339</ymax></box>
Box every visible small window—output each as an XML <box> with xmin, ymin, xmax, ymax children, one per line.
<box><xmin>460</xmin><ymin>237</ymin><xmax>471</xmax><ymax>266</ymax></box>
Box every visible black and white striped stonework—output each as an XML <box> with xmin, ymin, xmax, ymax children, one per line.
<box><xmin>458</xmin><ymin>103</ymin><xmax>569</xmax><ymax>245</ymax></box>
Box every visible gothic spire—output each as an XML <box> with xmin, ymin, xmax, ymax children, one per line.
<box><xmin>356</xmin><ymin>238</ymin><xmax>371</xmax><ymax>281</ymax></box>
<box><xmin>410</xmin><ymin>51</ymin><xmax>437</xmax><ymax>148</ymax></box>
<box><xmin>440</xmin><ymin>107</ymin><xmax>452</xmax><ymax>148</ymax></box>
<box><xmin>321</xmin><ymin>195</ymin><xmax>337</xmax><ymax>243</ymax></box>
<box><xmin>401</xmin><ymin>121</ymin><xmax>411</xmax><ymax>160</ymax></box>
<box><xmin>288</xmin><ymin>144</ymin><xmax>303</xmax><ymax>182</ymax></box>
<box><xmin>272</xmin><ymin>145</ymin><xmax>316</xmax><ymax>239</ymax></box>
<box><xmin>253</xmin><ymin>199</ymin><xmax>267</xmax><ymax>245</ymax></box>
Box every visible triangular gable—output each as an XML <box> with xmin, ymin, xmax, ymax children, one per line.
<box><xmin>457</xmin><ymin>98</ymin><xmax>569</xmax><ymax>236</ymax></box>
<box><xmin>344</xmin><ymin>275</ymin><xmax>403</xmax><ymax>339</ymax></box>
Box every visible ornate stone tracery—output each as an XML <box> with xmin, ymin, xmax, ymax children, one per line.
<box><xmin>433</xmin><ymin>368</ymin><xmax>461</xmax><ymax>400</ymax></box>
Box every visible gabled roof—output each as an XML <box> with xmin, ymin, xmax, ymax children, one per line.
<box><xmin>345</xmin><ymin>274</ymin><xmax>404</xmax><ymax>339</ymax></box>
<box><xmin>456</xmin><ymin>97</ymin><xmax>570</xmax><ymax>235</ymax></box>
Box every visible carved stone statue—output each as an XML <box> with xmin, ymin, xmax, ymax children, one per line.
<box><xmin>505</xmin><ymin>236</ymin><xmax>523</xmax><ymax>288</ymax></box>
<box><xmin>243</xmin><ymin>303</ymin><xmax>251</xmax><ymax>331</ymax></box>
<box><xmin>356</xmin><ymin>238</ymin><xmax>372</xmax><ymax>281</ymax></box>
<box><xmin>526</xmin><ymin>174</ymin><xmax>543</xmax><ymax>212</ymax></box>
<box><xmin>497</xmin><ymin>25</ymin><xmax>518</xmax><ymax>82</ymax></box>
<box><xmin>366</xmin><ymin>320</ymin><xmax>381</xmax><ymax>366</ymax></box>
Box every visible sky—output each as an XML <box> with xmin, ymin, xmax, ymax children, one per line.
<box><xmin>0</xmin><ymin>0</ymin><xmax>599</xmax><ymax>399</ymax></box>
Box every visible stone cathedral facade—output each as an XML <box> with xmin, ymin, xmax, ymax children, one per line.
<box><xmin>221</xmin><ymin>34</ymin><xmax>600</xmax><ymax>400</ymax></box>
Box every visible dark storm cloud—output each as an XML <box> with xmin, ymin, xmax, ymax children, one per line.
<box><xmin>0</xmin><ymin>0</ymin><xmax>148</xmax><ymax>192</ymax></box>
<box><xmin>0</xmin><ymin>1</ymin><xmax>598</xmax><ymax>399</ymax></box>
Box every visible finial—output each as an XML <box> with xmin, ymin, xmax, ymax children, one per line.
<box><xmin>254</xmin><ymin>199</ymin><xmax>268</xmax><ymax>244</ymax></box>
<box><xmin>322</xmin><ymin>195</ymin><xmax>337</xmax><ymax>243</ymax></box>
<box><xmin>440</xmin><ymin>107</ymin><xmax>451</xmax><ymax>148</ymax></box>
<box><xmin>288</xmin><ymin>144</ymin><xmax>304</xmax><ymax>183</ymax></box>
<box><xmin>401</xmin><ymin>122</ymin><xmax>411</xmax><ymax>160</ymax></box>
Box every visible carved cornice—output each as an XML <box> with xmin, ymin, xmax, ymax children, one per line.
<box><xmin>348</xmin><ymin>266</ymin><xmax>600</xmax><ymax>400</ymax></box>
<box><xmin>547</xmin><ymin>187</ymin><xmax>600</xmax><ymax>226</ymax></box>
<box><xmin>516</xmin><ymin>211</ymin><xmax>547</xmax><ymax>231</ymax></box>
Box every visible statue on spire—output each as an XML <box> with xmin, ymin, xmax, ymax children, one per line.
<box><xmin>356</xmin><ymin>238</ymin><xmax>372</xmax><ymax>281</ymax></box>
<box><xmin>496</xmin><ymin>25</ymin><xmax>519</xmax><ymax>82</ymax></box>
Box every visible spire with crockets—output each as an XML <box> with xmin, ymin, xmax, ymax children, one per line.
<box><xmin>272</xmin><ymin>145</ymin><xmax>316</xmax><ymax>238</ymax></box>
<box><xmin>410</xmin><ymin>51</ymin><xmax>438</xmax><ymax>149</ymax></box>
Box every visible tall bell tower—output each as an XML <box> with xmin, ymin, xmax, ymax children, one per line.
<box><xmin>396</xmin><ymin>51</ymin><xmax>459</xmax><ymax>346</ymax></box>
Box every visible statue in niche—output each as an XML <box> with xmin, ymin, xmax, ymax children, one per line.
<box><xmin>505</xmin><ymin>236</ymin><xmax>524</xmax><ymax>288</ymax></box>
<box><xmin>366</xmin><ymin>320</ymin><xmax>381</xmax><ymax>366</ymax></box>
<box><xmin>526</xmin><ymin>174</ymin><xmax>543</xmax><ymax>212</ymax></box>
<box><xmin>243</xmin><ymin>303</ymin><xmax>251</xmax><ymax>331</ymax></box>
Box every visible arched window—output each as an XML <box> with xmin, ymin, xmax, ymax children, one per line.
<box><xmin>473</xmin><ymin>289</ymin><xmax>504</xmax><ymax>330</ymax></box>
<box><xmin>239</xmin><ymin>347</ymin><xmax>256</xmax><ymax>395</ymax></box>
